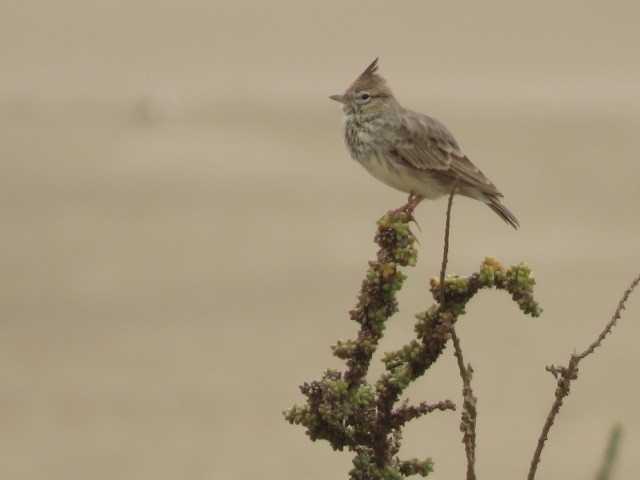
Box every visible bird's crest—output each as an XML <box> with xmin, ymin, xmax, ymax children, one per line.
<box><xmin>347</xmin><ymin>57</ymin><xmax>390</xmax><ymax>96</ymax></box>
<box><xmin>357</xmin><ymin>57</ymin><xmax>379</xmax><ymax>80</ymax></box>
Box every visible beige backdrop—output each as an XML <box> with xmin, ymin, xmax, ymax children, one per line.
<box><xmin>1</xmin><ymin>2</ymin><xmax>640</xmax><ymax>479</ymax></box>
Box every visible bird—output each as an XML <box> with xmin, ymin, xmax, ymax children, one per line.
<box><xmin>330</xmin><ymin>58</ymin><xmax>519</xmax><ymax>229</ymax></box>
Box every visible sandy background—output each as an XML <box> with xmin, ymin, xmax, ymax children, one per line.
<box><xmin>2</xmin><ymin>2</ymin><xmax>640</xmax><ymax>479</ymax></box>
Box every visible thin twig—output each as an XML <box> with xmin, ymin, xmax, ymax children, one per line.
<box><xmin>438</xmin><ymin>183</ymin><xmax>476</xmax><ymax>480</ymax></box>
<box><xmin>527</xmin><ymin>272</ymin><xmax>640</xmax><ymax>480</ymax></box>
<box><xmin>576</xmin><ymin>273</ymin><xmax>640</xmax><ymax>360</ymax></box>
<box><xmin>439</xmin><ymin>182</ymin><xmax>457</xmax><ymax>307</ymax></box>
<box><xmin>450</xmin><ymin>327</ymin><xmax>477</xmax><ymax>480</ymax></box>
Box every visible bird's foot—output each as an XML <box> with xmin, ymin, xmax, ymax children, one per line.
<box><xmin>387</xmin><ymin>193</ymin><xmax>424</xmax><ymax>228</ymax></box>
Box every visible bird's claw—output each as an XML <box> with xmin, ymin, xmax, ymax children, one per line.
<box><xmin>386</xmin><ymin>193</ymin><xmax>424</xmax><ymax>230</ymax></box>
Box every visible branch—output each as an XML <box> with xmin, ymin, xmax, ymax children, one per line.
<box><xmin>439</xmin><ymin>186</ymin><xmax>456</xmax><ymax>307</ymax></box>
<box><xmin>438</xmin><ymin>186</ymin><xmax>477</xmax><ymax>480</ymax></box>
<box><xmin>450</xmin><ymin>328</ymin><xmax>476</xmax><ymax>480</ymax></box>
<box><xmin>390</xmin><ymin>399</ymin><xmax>456</xmax><ymax>429</ymax></box>
<box><xmin>527</xmin><ymin>272</ymin><xmax>640</xmax><ymax>480</ymax></box>
<box><xmin>285</xmin><ymin>194</ymin><xmax>542</xmax><ymax>480</ymax></box>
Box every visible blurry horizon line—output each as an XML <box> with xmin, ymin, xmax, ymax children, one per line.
<box><xmin>1</xmin><ymin>80</ymin><xmax>638</xmax><ymax>123</ymax></box>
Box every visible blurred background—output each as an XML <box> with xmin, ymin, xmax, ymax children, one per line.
<box><xmin>1</xmin><ymin>1</ymin><xmax>639</xmax><ymax>479</ymax></box>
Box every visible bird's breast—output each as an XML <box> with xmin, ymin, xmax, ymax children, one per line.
<box><xmin>343</xmin><ymin>117</ymin><xmax>382</xmax><ymax>161</ymax></box>
<box><xmin>342</xmin><ymin>117</ymin><xmax>446</xmax><ymax>199</ymax></box>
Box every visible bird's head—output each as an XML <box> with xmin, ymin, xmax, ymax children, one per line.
<box><xmin>330</xmin><ymin>58</ymin><xmax>396</xmax><ymax>118</ymax></box>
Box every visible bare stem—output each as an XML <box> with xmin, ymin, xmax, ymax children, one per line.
<box><xmin>527</xmin><ymin>272</ymin><xmax>640</xmax><ymax>480</ymax></box>
<box><xmin>438</xmin><ymin>184</ymin><xmax>477</xmax><ymax>480</ymax></box>
<box><xmin>576</xmin><ymin>273</ymin><xmax>640</xmax><ymax>360</ymax></box>
<box><xmin>450</xmin><ymin>327</ymin><xmax>477</xmax><ymax>480</ymax></box>
<box><xmin>439</xmin><ymin>184</ymin><xmax>456</xmax><ymax>307</ymax></box>
<box><xmin>440</xmin><ymin>177</ymin><xmax>458</xmax><ymax>308</ymax></box>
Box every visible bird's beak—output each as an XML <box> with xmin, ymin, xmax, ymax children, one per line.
<box><xmin>329</xmin><ymin>94</ymin><xmax>347</xmax><ymax>104</ymax></box>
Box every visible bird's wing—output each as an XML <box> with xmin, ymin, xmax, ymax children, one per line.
<box><xmin>389</xmin><ymin>110</ymin><xmax>503</xmax><ymax>197</ymax></box>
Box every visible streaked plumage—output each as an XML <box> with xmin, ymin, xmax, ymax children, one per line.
<box><xmin>330</xmin><ymin>58</ymin><xmax>519</xmax><ymax>228</ymax></box>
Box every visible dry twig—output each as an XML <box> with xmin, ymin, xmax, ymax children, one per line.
<box><xmin>439</xmin><ymin>186</ymin><xmax>477</xmax><ymax>480</ymax></box>
<box><xmin>527</xmin><ymin>272</ymin><xmax>640</xmax><ymax>480</ymax></box>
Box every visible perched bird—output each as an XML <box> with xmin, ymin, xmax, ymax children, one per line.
<box><xmin>330</xmin><ymin>58</ymin><xmax>519</xmax><ymax>229</ymax></box>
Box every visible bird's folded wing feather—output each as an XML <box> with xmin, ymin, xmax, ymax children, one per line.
<box><xmin>389</xmin><ymin>110</ymin><xmax>502</xmax><ymax>197</ymax></box>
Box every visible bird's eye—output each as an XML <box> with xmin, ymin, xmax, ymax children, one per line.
<box><xmin>360</xmin><ymin>93</ymin><xmax>371</xmax><ymax>101</ymax></box>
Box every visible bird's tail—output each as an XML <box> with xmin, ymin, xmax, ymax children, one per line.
<box><xmin>485</xmin><ymin>195</ymin><xmax>519</xmax><ymax>229</ymax></box>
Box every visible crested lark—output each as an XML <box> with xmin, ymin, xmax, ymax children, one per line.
<box><xmin>330</xmin><ymin>58</ymin><xmax>519</xmax><ymax>228</ymax></box>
